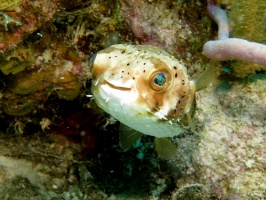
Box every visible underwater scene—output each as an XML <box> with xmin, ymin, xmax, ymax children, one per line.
<box><xmin>0</xmin><ymin>0</ymin><xmax>265</xmax><ymax>199</ymax></box>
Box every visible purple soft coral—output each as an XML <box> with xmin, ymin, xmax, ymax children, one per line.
<box><xmin>203</xmin><ymin>1</ymin><xmax>266</xmax><ymax>66</ymax></box>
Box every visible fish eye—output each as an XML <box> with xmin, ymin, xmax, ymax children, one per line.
<box><xmin>154</xmin><ymin>73</ymin><xmax>166</xmax><ymax>86</ymax></box>
<box><xmin>149</xmin><ymin>69</ymin><xmax>171</xmax><ymax>92</ymax></box>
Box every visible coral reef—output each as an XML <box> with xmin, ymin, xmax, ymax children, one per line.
<box><xmin>0</xmin><ymin>0</ymin><xmax>128</xmax><ymax>117</ymax></box>
<box><xmin>0</xmin><ymin>127</ymin><xmax>104</xmax><ymax>199</ymax></box>
<box><xmin>203</xmin><ymin>2</ymin><xmax>266</xmax><ymax>65</ymax></box>
<box><xmin>0</xmin><ymin>0</ymin><xmax>58</xmax><ymax>53</ymax></box>
<box><xmin>169</xmin><ymin>74</ymin><xmax>266</xmax><ymax>199</ymax></box>
<box><xmin>120</xmin><ymin>0</ymin><xmax>210</xmax><ymax>65</ymax></box>
<box><xmin>228</xmin><ymin>0</ymin><xmax>266</xmax><ymax>44</ymax></box>
<box><xmin>0</xmin><ymin>45</ymin><xmax>34</xmax><ymax>75</ymax></box>
<box><xmin>203</xmin><ymin>1</ymin><xmax>266</xmax><ymax>77</ymax></box>
<box><xmin>171</xmin><ymin>184</ymin><xmax>210</xmax><ymax>200</ymax></box>
<box><xmin>228</xmin><ymin>0</ymin><xmax>266</xmax><ymax>77</ymax></box>
<box><xmin>0</xmin><ymin>0</ymin><xmax>23</xmax><ymax>11</ymax></box>
<box><xmin>0</xmin><ymin>0</ymin><xmax>265</xmax><ymax>199</ymax></box>
<box><xmin>0</xmin><ymin>38</ymin><xmax>88</xmax><ymax>116</ymax></box>
<box><xmin>0</xmin><ymin>11</ymin><xmax>22</xmax><ymax>31</ymax></box>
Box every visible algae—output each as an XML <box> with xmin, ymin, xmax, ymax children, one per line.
<box><xmin>228</xmin><ymin>0</ymin><xmax>266</xmax><ymax>77</ymax></box>
<box><xmin>0</xmin><ymin>46</ymin><xmax>35</xmax><ymax>75</ymax></box>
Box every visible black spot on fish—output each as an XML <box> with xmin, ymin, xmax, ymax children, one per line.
<box><xmin>143</xmin><ymin>70</ymin><xmax>146</xmax><ymax>73</ymax></box>
<box><xmin>121</xmin><ymin>50</ymin><xmax>125</xmax><ymax>54</ymax></box>
<box><xmin>144</xmin><ymin>63</ymin><xmax>146</xmax><ymax>65</ymax></box>
<box><xmin>175</xmin><ymin>73</ymin><xmax>178</xmax><ymax>78</ymax></box>
<box><xmin>127</xmin><ymin>63</ymin><xmax>130</xmax><ymax>66</ymax></box>
<box><xmin>173</xmin><ymin>66</ymin><xmax>177</xmax><ymax>70</ymax></box>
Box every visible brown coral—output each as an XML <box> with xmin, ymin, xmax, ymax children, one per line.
<box><xmin>0</xmin><ymin>0</ymin><xmax>58</xmax><ymax>53</ymax></box>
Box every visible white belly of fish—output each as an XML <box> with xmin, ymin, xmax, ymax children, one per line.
<box><xmin>92</xmin><ymin>84</ymin><xmax>184</xmax><ymax>138</ymax></box>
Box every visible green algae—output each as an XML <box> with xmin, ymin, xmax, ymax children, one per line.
<box><xmin>2</xmin><ymin>92</ymin><xmax>37</xmax><ymax>116</ymax></box>
<box><xmin>229</xmin><ymin>0</ymin><xmax>266</xmax><ymax>43</ymax></box>
<box><xmin>8</xmin><ymin>72</ymin><xmax>42</xmax><ymax>95</ymax></box>
<box><xmin>0</xmin><ymin>46</ymin><xmax>35</xmax><ymax>75</ymax></box>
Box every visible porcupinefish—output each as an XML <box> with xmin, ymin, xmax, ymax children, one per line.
<box><xmin>90</xmin><ymin>44</ymin><xmax>213</xmax><ymax>159</ymax></box>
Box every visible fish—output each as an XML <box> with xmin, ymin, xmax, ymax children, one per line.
<box><xmin>90</xmin><ymin>44</ymin><xmax>213</xmax><ymax>159</ymax></box>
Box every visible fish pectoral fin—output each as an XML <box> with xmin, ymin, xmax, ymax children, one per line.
<box><xmin>186</xmin><ymin>112</ymin><xmax>195</xmax><ymax>132</ymax></box>
<box><xmin>155</xmin><ymin>138</ymin><xmax>177</xmax><ymax>160</ymax></box>
<box><xmin>119</xmin><ymin>123</ymin><xmax>143</xmax><ymax>149</ymax></box>
<box><xmin>194</xmin><ymin>65</ymin><xmax>215</xmax><ymax>91</ymax></box>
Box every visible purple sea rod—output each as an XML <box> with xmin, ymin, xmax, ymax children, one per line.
<box><xmin>203</xmin><ymin>1</ymin><xmax>266</xmax><ymax>65</ymax></box>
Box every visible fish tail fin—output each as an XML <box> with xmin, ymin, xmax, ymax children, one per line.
<box><xmin>119</xmin><ymin>123</ymin><xmax>143</xmax><ymax>149</ymax></box>
<box><xmin>194</xmin><ymin>66</ymin><xmax>215</xmax><ymax>91</ymax></box>
<box><xmin>155</xmin><ymin>138</ymin><xmax>177</xmax><ymax>159</ymax></box>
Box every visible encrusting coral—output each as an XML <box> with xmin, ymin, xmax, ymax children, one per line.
<box><xmin>169</xmin><ymin>73</ymin><xmax>266</xmax><ymax>199</ymax></box>
<box><xmin>0</xmin><ymin>0</ymin><xmax>23</xmax><ymax>31</ymax></box>
<box><xmin>227</xmin><ymin>0</ymin><xmax>266</xmax><ymax>77</ymax></box>
<box><xmin>0</xmin><ymin>39</ymin><xmax>88</xmax><ymax>116</ymax></box>
<box><xmin>120</xmin><ymin>0</ymin><xmax>209</xmax><ymax>63</ymax></box>
<box><xmin>0</xmin><ymin>11</ymin><xmax>21</xmax><ymax>31</ymax></box>
<box><xmin>0</xmin><ymin>0</ymin><xmax>58</xmax><ymax>53</ymax></box>
<box><xmin>0</xmin><ymin>0</ymin><xmax>23</xmax><ymax>11</ymax></box>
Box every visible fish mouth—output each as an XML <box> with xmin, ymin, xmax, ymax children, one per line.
<box><xmin>104</xmin><ymin>80</ymin><xmax>131</xmax><ymax>91</ymax></box>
